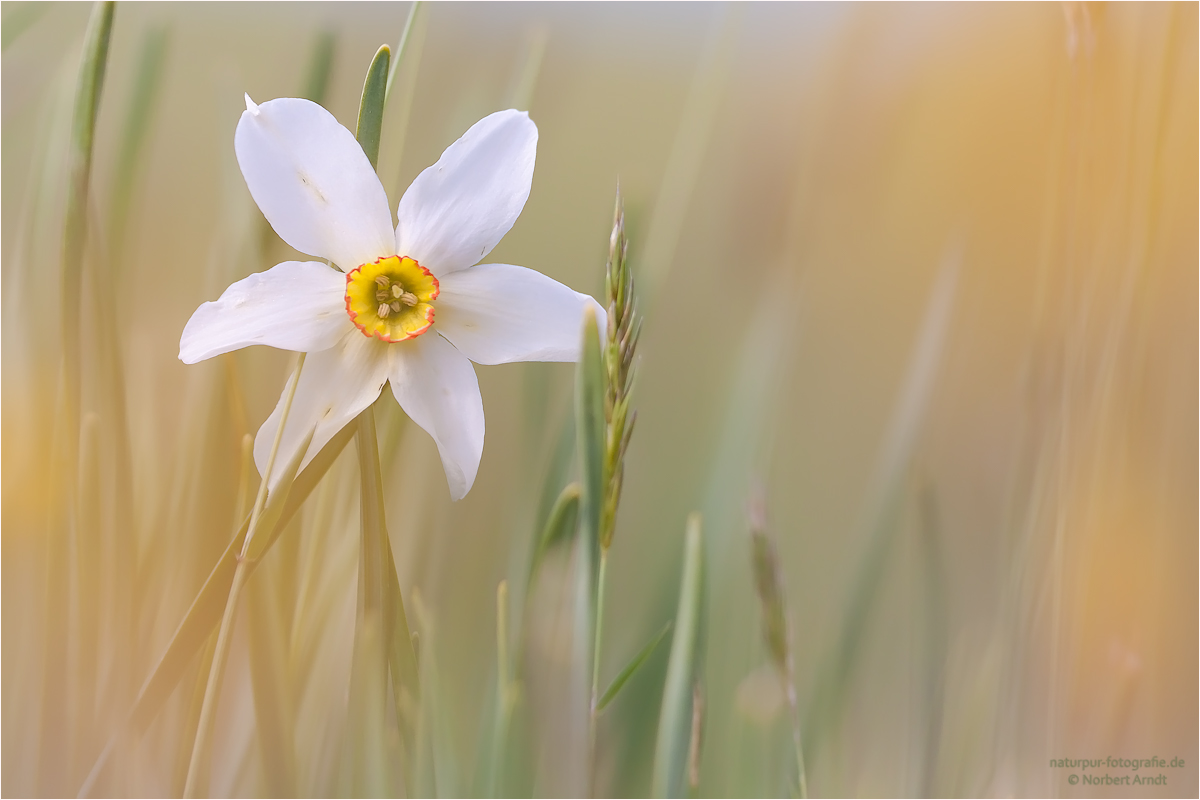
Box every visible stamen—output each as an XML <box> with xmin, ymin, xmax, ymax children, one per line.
<box><xmin>345</xmin><ymin>255</ymin><xmax>439</xmax><ymax>343</ymax></box>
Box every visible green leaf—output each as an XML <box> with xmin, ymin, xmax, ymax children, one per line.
<box><xmin>77</xmin><ymin>422</ymin><xmax>357</xmax><ymax>797</ymax></box>
<box><xmin>355</xmin><ymin>44</ymin><xmax>391</xmax><ymax>170</ymax></box>
<box><xmin>597</xmin><ymin>621</ymin><xmax>672</xmax><ymax>712</ymax></box>
<box><xmin>652</xmin><ymin>513</ymin><xmax>706</xmax><ymax>798</ymax></box>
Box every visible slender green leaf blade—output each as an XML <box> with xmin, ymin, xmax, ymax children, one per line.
<box><xmin>355</xmin><ymin>44</ymin><xmax>391</xmax><ymax>170</ymax></box>
<box><xmin>597</xmin><ymin>621</ymin><xmax>672</xmax><ymax>712</ymax></box>
<box><xmin>652</xmin><ymin>513</ymin><xmax>706</xmax><ymax>798</ymax></box>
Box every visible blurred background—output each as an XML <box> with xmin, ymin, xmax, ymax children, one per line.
<box><xmin>2</xmin><ymin>2</ymin><xmax>1196</xmax><ymax>797</ymax></box>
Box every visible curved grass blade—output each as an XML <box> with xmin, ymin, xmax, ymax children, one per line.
<box><xmin>527</xmin><ymin>482</ymin><xmax>581</xmax><ymax>589</ymax></box>
<box><xmin>596</xmin><ymin>621</ymin><xmax>672</xmax><ymax>713</ymax></box>
<box><xmin>652</xmin><ymin>513</ymin><xmax>706</xmax><ymax>798</ymax></box>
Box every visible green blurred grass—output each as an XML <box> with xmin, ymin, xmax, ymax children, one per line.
<box><xmin>2</xmin><ymin>2</ymin><xmax>1197</xmax><ymax>797</ymax></box>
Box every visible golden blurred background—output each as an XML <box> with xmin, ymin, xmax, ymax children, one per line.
<box><xmin>2</xmin><ymin>2</ymin><xmax>1196</xmax><ymax>797</ymax></box>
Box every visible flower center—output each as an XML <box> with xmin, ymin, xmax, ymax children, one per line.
<box><xmin>345</xmin><ymin>255</ymin><xmax>439</xmax><ymax>342</ymax></box>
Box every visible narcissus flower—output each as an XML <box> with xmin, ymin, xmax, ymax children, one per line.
<box><xmin>180</xmin><ymin>97</ymin><xmax>604</xmax><ymax>500</ymax></box>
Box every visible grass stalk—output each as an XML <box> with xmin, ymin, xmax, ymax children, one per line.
<box><xmin>385</xmin><ymin>1</ymin><xmax>421</xmax><ymax>104</ymax></box>
<box><xmin>182</xmin><ymin>354</ymin><xmax>307</xmax><ymax>798</ymax></box>
<box><xmin>41</xmin><ymin>6</ymin><xmax>114</xmax><ymax>795</ymax></box>
<box><xmin>485</xmin><ymin>580</ymin><xmax>512</xmax><ymax>796</ymax></box>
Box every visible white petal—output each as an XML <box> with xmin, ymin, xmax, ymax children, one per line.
<box><xmin>434</xmin><ymin>263</ymin><xmax>606</xmax><ymax>365</ymax></box>
<box><xmin>254</xmin><ymin>330</ymin><xmax>390</xmax><ymax>488</ymax></box>
<box><xmin>235</xmin><ymin>97</ymin><xmax>395</xmax><ymax>270</ymax></box>
<box><xmin>179</xmin><ymin>261</ymin><xmax>349</xmax><ymax>364</ymax></box>
<box><xmin>388</xmin><ymin>334</ymin><xmax>485</xmax><ymax>500</ymax></box>
<box><xmin>395</xmin><ymin>109</ymin><xmax>537</xmax><ymax>277</ymax></box>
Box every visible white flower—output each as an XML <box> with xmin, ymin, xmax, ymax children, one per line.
<box><xmin>180</xmin><ymin>96</ymin><xmax>605</xmax><ymax>500</ymax></box>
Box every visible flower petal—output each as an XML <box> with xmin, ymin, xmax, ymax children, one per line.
<box><xmin>388</xmin><ymin>333</ymin><xmax>484</xmax><ymax>500</ymax></box>
<box><xmin>235</xmin><ymin>96</ymin><xmax>395</xmax><ymax>270</ymax></box>
<box><xmin>179</xmin><ymin>261</ymin><xmax>349</xmax><ymax>364</ymax></box>
<box><xmin>254</xmin><ymin>330</ymin><xmax>390</xmax><ymax>488</ymax></box>
<box><xmin>434</xmin><ymin>263</ymin><xmax>606</xmax><ymax>365</ymax></box>
<box><xmin>395</xmin><ymin>109</ymin><xmax>537</xmax><ymax>277</ymax></box>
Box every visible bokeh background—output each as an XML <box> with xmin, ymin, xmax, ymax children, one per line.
<box><xmin>2</xmin><ymin>2</ymin><xmax>1196</xmax><ymax>797</ymax></box>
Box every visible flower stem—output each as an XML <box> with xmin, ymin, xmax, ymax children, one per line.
<box><xmin>182</xmin><ymin>353</ymin><xmax>305</xmax><ymax>798</ymax></box>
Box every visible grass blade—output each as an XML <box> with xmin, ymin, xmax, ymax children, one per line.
<box><xmin>43</xmin><ymin>5</ymin><xmax>114</xmax><ymax>795</ymax></box>
<box><xmin>652</xmin><ymin>513</ymin><xmax>706</xmax><ymax>798</ymax></box>
<box><xmin>247</xmin><ymin>563</ymin><xmax>297</xmax><ymax>797</ymax></box>
<box><xmin>109</xmin><ymin>25</ymin><xmax>168</xmax><ymax>267</ymax></box>
<box><xmin>77</xmin><ymin>422</ymin><xmax>356</xmax><ymax>797</ymax></box>
<box><xmin>576</xmin><ymin>306</ymin><xmax>606</xmax><ymax>571</ymax></box>
<box><xmin>302</xmin><ymin>30</ymin><xmax>337</xmax><ymax>105</ymax></box>
<box><xmin>574</xmin><ymin>305</ymin><xmax>605</xmax><ymax>781</ymax></box>
<box><xmin>58</xmin><ymin>0</ymin><xmax>114</xmax><ymax>453</ymax></box>
<box><xmin>597</xmin><ymin>621</ymin><xmax>672</xmax><ymax>713</ymax></box>
<box><xmin>528</xmin><ymin>482</ymin><xmax>581</xmax><ymax>589</ymax></box>
<box><xmin>384</xmin><ymin>1</ymin><xmax>421</xmax><ymax>104</ymax></box>
<box><xmin>1</xmin><ymin>1</ymin><xmax>50</xmax><ymax>52</ymax></box>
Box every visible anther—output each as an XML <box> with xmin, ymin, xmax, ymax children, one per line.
<box><xmin>375</xmin><ymin>275</ymin><xmax>391</xmax><ymax>288</ymax></box>
<box><xmin>378</xmin><ymin>303</ymin><xmax>392</xmax><ymax>318</ymax></box>
<box><xmin>390</xmin><ymin>300</ymin><xmax>403</xmax><ymax>313</ymax></box>
<box><xmin>400</xmin><ymin>291</ymin><xmax>418</xmax><ymax>306</ymax></box>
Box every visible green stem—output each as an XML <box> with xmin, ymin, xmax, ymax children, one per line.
<box><xmin>182</xmin><ymin>354</ymin><xmax>306</xmax><ymax>798</ymax></box>
<box><xmin>590</xmin><ymin>548</ymin><xmax>609</xmax><ymax>722</ymax></box>
<box><xmin>384</xmin><ymin>1</ymin><xmax>421</xmax><ymax>104</ymax></box>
